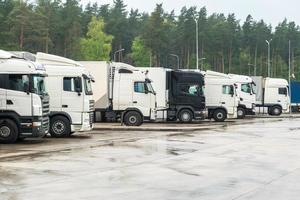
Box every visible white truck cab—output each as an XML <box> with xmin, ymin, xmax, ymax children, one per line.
<box><xmin>229</xmin><ymin>74</ymin><xmax>256</xmax><ymax>118</ymax></box>
<box><xmin>204</xmin><ymin>71</ymin><xmax>238</xmax><ymax>121</ymax></box>
<box><xmin>35</xmin><ymin>53</ymin><xmax>94</xmax><ymax>137</ymax></box>
<box><xmin>252</xmin><ymin>77</ymin><xmax>290</xmax><ymax>115</ymax></box>
<box><xmin>0</xmin><ymin>50</ymin><xmax>49</xmax><ymax>143</ymax></box>
<box><xmin>81</xmin><ymin>61</ymin><xmax>156</xmax><ymax>126</ymax></box>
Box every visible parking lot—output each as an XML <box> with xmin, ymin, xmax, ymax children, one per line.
<box><xmin>1</xmin><ymin>117</ymin><xmax>300</xmax><ymax>200</ymax></box>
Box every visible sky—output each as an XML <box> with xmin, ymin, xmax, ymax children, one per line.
<box><xmin>82</xmin><ymin>0</ymin><xmax>300</xmax><ymax>27</ymax></box>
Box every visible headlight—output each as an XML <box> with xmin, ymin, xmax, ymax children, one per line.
<box><xmin>32</xmin><ymin>122</ymin><xmax>42</xmax><ymax>127</ymax></box>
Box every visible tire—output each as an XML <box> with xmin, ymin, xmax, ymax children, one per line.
<box><xmin>0</xmin><ymin>119</ymin><xmax>18</xmax><ymax>144</ymax></box>
<box><xmin>270</xmin><ymin>106</ymin><xmax>282</xmax><ymax>116</ymax></box>
<box><xmin>213</xmin><ymin>109</ymin><xmax>227</xmax><ymax>122</ymax></box>
<box><xmin>178</xmin><ymin>109</ymin><xmax>193</xmax><ymax>123</ymax></box>
<box><xmin>124</xmin><ymin>111</ymin><xmax>143</xmax><ymax>126</ymax></box>
<box><xmin>237</xmin><ymin>107</ymin><xmax>246</xmax><ymax>119</ymax></box>
<box><xmin>50</xmin><ymin>116</ymin><xmax>71</xmax><ymax>137</ymax></box>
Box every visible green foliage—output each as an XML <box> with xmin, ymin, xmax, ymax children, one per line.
<box><xmin>131</xmin><ymin>37</ymin><xmax>150</xmax><ymax>67</ymax></box>
<box><xmin>80</xmin><ymin>16</ymin><xmax>113</xmax><ymax>61</ymax></box>
<box><xmin>1</xmin><ymin>1</ymin><xmax>300</xmax><ymax>79</ymax></box>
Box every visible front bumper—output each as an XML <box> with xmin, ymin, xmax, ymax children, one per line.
<box><xmin>20</xmin><ymin>117</ymin><xmax>49</xmax><ymax>138</ymax></box>
<box><xmin>70</xmin><ymin>112</ymin><xmax>93</xmax><ymax>132</ymax></box>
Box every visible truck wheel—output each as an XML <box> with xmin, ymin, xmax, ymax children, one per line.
<box><xmin>213</xmin><ymin>109</ymin><xmax>227</xmax><ymax>122</ymax></box>
<box><xmin>270</xmin><ymin>106</ymin><xmax>282</xmax><ymax>116</ymax></box>
<box><xmin>50</xmin><ymin>116</ymin><xmax>71</xmax><ymax>137</ymax></box>
<box><xmin>0</xmin><ymin>119</ymin><xmax>18</xmax><ymax>144</ymax></box>
<box><xmin>124</xmin><ymin>111</ymin><xmax>143</xmax><ymax>126</ymax></box>
<box><xmin>178</xmin><ymin>109</ymin><xmax>193</xmax><ymax>123</ymax></box>
<box><xmin>237</xmin><ymin>108</ymin><xmax>246</xmax><ymax>119</ymax></box>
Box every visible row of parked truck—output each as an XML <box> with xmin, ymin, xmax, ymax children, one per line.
<box><xmin>0</xmin><ymin>50</ymin><xmax>291</xmax><ymax>143</ymax></box>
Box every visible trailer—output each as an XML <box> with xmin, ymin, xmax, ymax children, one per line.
<box><xmin>290</xmin><ymin>81</ymin><xmax>300</xmax><ymax>112</ymax></box>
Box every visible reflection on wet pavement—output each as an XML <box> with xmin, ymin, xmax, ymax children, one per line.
<box><xmin>1</xmin><ymin>118</ymin><xmax>300</xmax><ymax>200</ymax></box>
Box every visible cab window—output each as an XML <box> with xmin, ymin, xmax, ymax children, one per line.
<box><xmin>223</xmin><ymin>85</ymin><xmax>234</xmax><ymax>95</ymax></box>
<box><xmin>241</xmin><ymin>83</ymin><xmax>251</xmax><ymax>93</ymax></box>
<box><xmin>134</xmin><ymin>82</ymin><xmax>146</xmax><ymax>93</ymax></box>
<box><xmin>8</xmin><ymin>74</ymin><xmax>29</xmax><ymax>92</ymax></box>
<box><xmin>278</xmin><ymin>87</ymin><xmax>287</xmax><ymax>96</ymax></box>
<box><xmin>178</xmin><ymin>84</ymin><xmax>201</xmax><ymax>96</ymax></box>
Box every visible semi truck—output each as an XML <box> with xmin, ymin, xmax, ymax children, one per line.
<box><xmin>229</xmin><ymin>74</ymin><xmax>256</xmax><ymax>118</ymax></box>
<box><xmin>80</xmin><ymin>61</ymin><xmax>156</xmax><ymax>126</ymax></box>
<box><xmin>140</xmin><ymin>67</ymin><xmax>206</xmax><ymax>122</ymax></box>
<box><xmin>252</xmin><ymin>76</ymin><xmax>290</xmax><ymax>115</ymax></box>
<box><xmin>0</xmin><ymin>50</ymin><xmax>49</xmax><ymax>143</ymax></box>
<box><xmin>204</xmin><ymin>71</ymin><xmax>238</xmax><ymax>121</ymax></box>
<box><xmin>11</xmin><ymin>52</ymin><xmax>95</xmax><ymax>137</ymax></box>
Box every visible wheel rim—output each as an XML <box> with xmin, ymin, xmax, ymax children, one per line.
<box><xmin>274</xmin><ymin>108</ymin><xmax>280</xmax><ymax>115</ymax></box>
<box><xmin>237</xmin><ymin>110</ymin><xmax>243</xmax><ymax>116</ymax></box>
<box><xmin>53</xmin><ymin>121</ymin><xmax>65</xmax><ymax>135</ymax></box>
<box><xmin>0</xmin><ymin>126</ymin><xmax>11</xmax><ymax>138</ymax></box>
<box><xmin>217</xmin><ymin>113</ymin><xmax>224</xmax><ymax>119</ymax></box>
<box><xmin>129</xmin><ymin>116</ymin><xmax>137</xmax><ymax>124</ymax></box>
<box><xmin>182</xmin><ymin>112</ymin><xmax>191</xmax><ymax>121</ymax></box>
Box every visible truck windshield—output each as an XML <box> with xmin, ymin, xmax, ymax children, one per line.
<box><xmin>84</xmin><ymin>78</ymin><xmax>93</xmax><ymax>95</ymax></box>
<box><xmin>31</xmin><ymin>75</ymin><xmax>46</xmax><ymax>95</ymax></box>
<box><xmin>146</xmin><ymin>83</ymin><xmax>155</xmax><ymax>94</ymax></box>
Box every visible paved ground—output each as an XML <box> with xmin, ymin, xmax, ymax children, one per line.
<box><xmin>1</xmin><ymin>117</ymin><xmax>300</xmax><ymax>200</ymax></box>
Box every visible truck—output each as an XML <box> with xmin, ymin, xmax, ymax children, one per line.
<box><xmin>252</xmin><ymin>76</ymin><xmax>290</xmax><ymax>115</ymax></box>
<box><xmin>11</xmin><ymin>52</ymin><xmax>95</xmax><ymax>137</ymax></box>
<box><xmin>204</xmin><ymin>71</ymin><xmax>238</xmax><ymax>121</ymax></box>
<box><xmin>140</xmin><ymin>67</ymin><xmax>206</xmax><ymax>122</ymax></box>
<box><xmin>229</xmin><ymin>74</ymin><xmax>256</xmax><ymax>119</ymax></box>
<box><xmin>80</xmin><ymin>61</ymin><xmax>156</xmax><ymax>126</ymax></box>
<box><xmin>290</xmin><ymin>81</ymin><xmax>300</xmax><ymax>112</ymax></box>
<box><xmin>0</xmin><ymin>50</ymin><xmax>49</xmax><ymax>143</ymax></box>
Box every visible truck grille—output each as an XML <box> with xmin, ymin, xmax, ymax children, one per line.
<box><xmin>89</xmin><ymin>100</ymin><xmax>95</xmax><ymax>126</ymax></box>
<box><xmin>41</xmin><ymin>95</ymin><xmax>50</xmax><ymax>131</ymax></box>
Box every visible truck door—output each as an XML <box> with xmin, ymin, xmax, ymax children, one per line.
<box><xmin>278</xmin><ymin>87</ymin><xmax>289</xmax><ymax>110</ymax></box>
<box><xmin>61</xmin><ymin>77</ymin><xmax>84</xmax><ymax>125</ymax></box>
<box><xmin>132</xmin><ymin>82</ymin><xmax>151</xmax><ymax>117</ymax></box>
<box><xmin>6</xmin><ymin>74</ymin><xmax>32</xmax><ymax>116</ymax></box>
<box><xmin>221</xmin><ymin>85</ymin><xmax>237</xmax><ymax>115</ymax></box>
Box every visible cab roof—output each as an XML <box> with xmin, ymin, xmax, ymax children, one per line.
<box><xmin>0</xmin><ymin>50</ymin><xmax>46</xmax><ymax>74</ymax></box>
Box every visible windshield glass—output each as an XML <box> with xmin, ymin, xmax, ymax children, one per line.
<box><xmin>32</xmin><ymin>75</ymin><xmax>46</xmax><ymax>95</ymax></box>
<box><xmin>146</xmin><ymin>83</ymin><xmax>155</xmax><ymax>94</ymax></box>
<box><xmin>84</xmin><ymin>78</ymin><xmax>93</xmax><ymax>95</ymax></box>
<box><xmin>251</xmin><ymin>83</ymin><xmax>256</xmax><ymax>94</ymax></box>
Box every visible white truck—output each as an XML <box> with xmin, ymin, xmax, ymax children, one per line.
<box><xmin>11</xmin><ymin>52</ymin><xmax>95</xmax><ymax>137</ymax></box>
<box><xmin>229</xmin><ymin>74</ymin><xmax>256</xmax><ymax>118</ymax></box>
<box><xmin>0</xmin><ymin>50</ymin><xmax>49</xmax><ymax>143</ymax></box>
<box><xmin>204</xmin><ymin>71</ymin><xmax>238</xmax><ymax>121</ymax></box>
<box><xmin>35</xmin><ymin>53</ymin><xmax>94</xmax><ymax>137</ymax></box>
<box><xmin>80</xmin><ymin>61</ymin><xmax>156</xmax><ymax>126</ymax></box>
<box><xmin>140</xmin><ymin>67</ymin><xmax>206</xmax><ymax>122</ymax></box>
<box><xmin>252</xmin><ymin>76</ymin><xmax>290</xmax><ymax>115</ymax></box>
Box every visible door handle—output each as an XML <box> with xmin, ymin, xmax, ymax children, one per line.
<box><xmin>277</xmin><ymin>100</ymin><xmax>281</xmax><ymax>102</ymax></box>
<box><xmin>220</xmin><ymin>102</ymin><xmax>225</xmax><ymax>104</ymax></box>
<box><xmin>6</xmin><ymin>100</ymin><xmax>13</xmax><ymax>105</ymax></box>
<box><xmin>62</xmin><ymin>105</ymin><xmax>68</xmax><ymax>108</ymax></box>
<box><xmin>133</xmin><ymin>101</ymin><xmax>137</xmax><ymax>104</ymax></box>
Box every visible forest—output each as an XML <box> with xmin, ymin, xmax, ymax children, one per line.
<box><xmin>1</xmin><ymin>0</ymin><xmax>300</xmax><ymax>79</ymax></box>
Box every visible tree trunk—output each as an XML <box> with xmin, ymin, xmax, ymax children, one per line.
<box><xmin>20</xmin><ymin>24</ymin><xmax>24</xmax><ymax>50</ymax></box>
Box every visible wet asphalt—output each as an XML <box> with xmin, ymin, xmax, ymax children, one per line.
<box><xmin>1</xmin><ymin>118</ymin><xmax>300</xmax><ymax>200</ymax></box>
